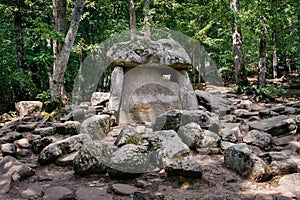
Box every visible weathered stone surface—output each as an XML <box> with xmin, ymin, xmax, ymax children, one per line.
<box><xmin>249</xmin><ymin>115</ymin><xmax>297</xmax><ymax>136</ymax></box>
<box><xmin>0</xmin><ymin>113</ymin><xmax>12</xmax><ymax>123</ymax></box>
<box><xmin>56</xmin><ymin>151</ymin><xmax>78</xmax><ymax>166</ymax></box>
<box><xmin>178</xmin><ymin>70</ymin><xmax>198</xmax><ymax>110</ymax></box>
<box><xmin>220</xmin><ymin>124</ymin><xmax>241</xmax><ymax>143</ymax></box>
<box><xmin>43</xmin><ymin>186</ymin><xmax>74</xmax><ymax>200</ymax></box>
<box><xmin>277</xmin><ymin>173</ymin><xmax>300</xmax><ymax>197</ymax></box>
<box><xmin>91</xmin><ymin>92</ymin><xmax>110</xmax><ymax>106</ymax></box>
<box><xmin>1</xmin><ymin>143</ymin><xmax>16</xmax><ymax>157</ymax></box>
<box><xmin>32</xmin><ymin>127</ymin><xmax>54</xmax><ymax>137</ymax></box>
<box><xmin>53</xmin><ymin>121</ymin><xmax>81</xmax><ymax>135</ymax></box>
<box><xmin>71</xmin><ymin>108</ymin><xmax>86</xmax><ymax>121</ymax></box>
<box><xmin>272</xmin><ymin>134</ymin><xmax>300</xmax><ymax>146</ymax></box>
<box><xmin>114</xmin><ymin>126</ymin><xmax>142</xmax><ymax>147</ymax></box>
<box><xmin>0</xmin><ymin>156</ymin><xmax>35</xmax><ymax>181</ymax></box>
<box><xmin>0</xmin><ymin>131</ymin><xmax>22</xmax><ymax>143</ymax></box>
<box><xmin>80</xmin><ymin>115</ymin><xmax>110</xmax><ymax>140</ymax></box>
<box><xmin>250</xmin><ymin>155</ymin><xmax>273</xmax><ymax>182</ymax></box>
<box><xmin>107</xmin><ymin>36</ymin><xmax>191</xmax><ymax>69</ymax></box>
<box><xmin>197</xmin><ymin>130</ymin><xmax>221</xmax><ymax>154</ymax></box>
<box><xmin>14</xmin><ymin>138</ymin><xmax>30</xmax><ymax>148</ymax></box>
<box><xmin>38</xmin><ymin>134</ymin><xmax>91</xmax><ymax>164</ymax></box>
<box><xmin>133</xmin><ymin>191</ymin><xmax>165</xmax><ymax>200</ymax></box>
<box><xmin>110</xmin><ymin>183</ymin><xmax>139</xmax><ymax>195</ymax></box>
<box><xmin>16</xmin><ymin>123</ymin><xmax>38</xmax><ymax>132</ymax></box>
<box><xmin>31</xmin><ymin>137</ymin><xmax>53</xmax><ymax>154</ymax></box>
<box><xmin>108</xmin><ymin>67</ymin><xmax>124</xmax><ymax>115</ymax></box>
<box><xmin>75</xmin><ymin>187</ymin><xmax>112</xmax><ymax>200</ymax></box>
<box><xmin>164</xmin><ymin>156</ymin><xmax>203</xmax><ymax>178</ymax></box>
<box><xmin>145</xmin><ymin>130</ymin><xmax>190</xmax><ymax>167</ymax></box>
<box><xmin>236</xmin><ymin>100</ymin><xmax>253</xmax><ymax>110</ymax></box>
<box><xmin>177</xmin><ymin>122</ymin><xmax>202</xmax><ymax>148</ymax></box>
<box><xmin>0</xmin><ymin>174</ymin><xmax>11</xmax><ymax>194</ymax></box>
<box><xmin>21</xmin><ymin>185</ymin><xmax>43</xmax><ymax>199</ymax></box>
<box><xmin>108</xmin><ymin>144</ymin><xmax>150</xmax><ymax>177</ymax></box>
<box><xmin>73</xmin><ymin>140</ymin><xmax>117</xmax><ymax>174</ymax></box>
<box><xmin>153</xmin><ymin>109</ymin><xmax>219</xmax><ymax>133</ymax></box>
<box><xmin>15</xmin><ymin>101</ymin><xmax>43</xmax><ymax>116</ymax></box>
<box><xmin>243</xmin><ymin>130</ymin><xmax>272</xmax><ymax>150</ymax></box>
<box><xmin>195</xmin><ymin>90</ymin><xmax>232</xmax><ymax>116</ymax></box>
<box><xmin>265</xmin><ymin>152</ymin><xmax>298</xmax><ymax>175</ymax></box>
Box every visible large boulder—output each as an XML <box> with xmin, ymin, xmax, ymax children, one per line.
<box><xmin>73</xmin><ymin>140</ymin><xmax>117</xmax><ymax>175</ymax></box>
<box><xmin>107</xmin><ymin>36</ymin><xmax>191</xmax><ymax>69</ymax></box>
<box><xmin>38</xmin><ymin>134</ymin><xmax>91</xmax><ymax>164</ymax></box>
<box><xmin>80</xmin><ymin>115</ymin><xmax>110</xmax><ymax>140</ymax></box>
<box><xmin>152</xmin><ymin>109</ymin><xmax>219</xmax><ymax>133</ymax></box>
<box><xmin>249</xmin><ymin>115</ymin><xmax>297</xmax><ymax>136</ymax></box>
<box><xmin>15</xmin><ymin>101</ymin><xmax>43</xmax><ymax>116</ymax></box>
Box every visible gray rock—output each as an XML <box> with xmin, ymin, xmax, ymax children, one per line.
<box><xmin>71</xmin><ymin>108</ymin><xmax>86</xmax><ymax>121</ymax></box>
<box><xmin>14</xmin><ymin>138</ymin><xmax>30</xmax><ymax>148</ymax></box>
<box><xmin>250</xmin><ymin>155</ymin><xmax>273</xmax><ymax>182</ymax></box>
<box><xmin>80</xmin><ymin>115</ymin><xmax>110</xmax><ymax>140</ymax></box>
<box><xmin>220</xmin><ymin>141</ymin><xmax>235</xmax><ymax>150</ymax></box>
<box><xmin>220</xmin><ymin>124</ymin><xmax>241</xmax><ymax>143</ymax></box>
<box><xmin>31</xmin><ymin>137</ymin><xmax>53</xmax><ymax>154</ymax></box>
<box><xmin>56</xmin><ymin>151</ymin><xmax>78</xmax><ymax>166</ymax></box>
<box><xmin>108</xmin><ymin>144</ymin><xmax>150</xmax><ymax>177</ymax></box>
<box><xmin>0</xmin><ymin>156</ymin><xmax>35</xmax><ymax>181</ymax></box>
<box><xmin>32</xmin><ymin>127</ymin><xmax>54</xmax><ymax>137</ymax></box>
<box><xmin>243</xmin><ymin>130</ymin><xmax>272</xmax><ymax>150</ymax></box>
<box><xmin>0</xmin><ymin>174</ymin><xmax>11</xmax><ymax>194</ymax></box>
<box><xmin>16</xmin><ymin>122</ymin><xmax>38</xmax><ymax>132</ymax></box>
<box><xmin>110</xmin><ymin>183</ymin><xmax>139</xmax><ymax>195</ymax></box>
<box><xmin>265</xmin><ymin>152</ymin><xmax>298</xmax><ymax>176</ymax></box>
<box><xmin>178</xmin><ymin>70</ymin><xmax>198</xmax><ymax>111</ymax></box>
<box><xmin>145</xmin><ymin>130</ymin><xmax>190</xmax><ymax>168</ymax></box>
<box><xmin>197</xmin><ymin>130</ymin><xmax>221</xmax><ymax>154</ymax></box>
<box><xmin>277</xmin><ymin>173</ymin><xmax>300</xmax><ymax>197</ymax></box>
<box><xmin>195</xmin><ymin>90</ymin><xmax>232</xmax><ymax>116</ymax></box>
<box><xmin>177</xmin><ymin>122</ymin><xmax>202</xmax><ymax>148</ymax></box>
<box><xmin>249</xmin><ymin>115</ymin><xmax>297</xmax><ymax>136</ymax></box>
<box><xmin>153</xmin><ymin>109</ymin><xmax>219</xmax><ymax>133</ymax></box>
<box><xmin>15</xmin><ymin>101</ymin><xmax>43</xmax><ymax>116</ymax></box>
<box><xmin>236</xmin><ymin>100</ymin><xmax>253</xmax><ymax>110</ymax></box>
<box><xmin>91</xmin><ymin>92</ymin><xmax>110</xmax><ymax>107</ymax></box>
<box><xmin>43</xmin><ymin>186</ymin><xmax>74</xmax><ymax>200</ymax></box>
<box><xmin>108</xmin><ymin>67</ymin><xmax>124</xmax><ymax>115</ymax></box>
<box><xmin>133</xmin><ymin>191</ymin><xmax>165</xmax><ymax>200</ymax></box>
<box><xmin>107</xmin><ymin>36</ymin><xmax>191</xmax><ymax>69</ymax></box>
<box><xmin>53</xmin><ymin>121</ymin><xmax>81</xmax><ymax>135</ymax></box>
<box><xmin>75</xmin><ymin>187</ymin><xmax>112</xmax><ymax>200</ymax></box>
<box><xmin>272</xmin><ymin>134</ymin><xmax>300</xmax><ymax>146</ymax></box>
<box><xmin>270</xmin><ymin>105</ymin><xmax>286</xmax><ymax>113</ymax></box>
<box><xmin>0</xmin><ymin>131</ymin><xmax>22</xmax><ymax>143</ymax></box>
<box><xmin>1</xmin><ymin>143</ymin><xmax>16</xmax><ymax>157</ymax></box>
<box><xmin>114</xmin><ymin>126</ymin><xmax>142</xmax><ymax>147</ymax></box>
<box><xmin>239</xmin><ymin>111</ymin><xmax>259</xmax><ymax>118</ymax></box>
<box><xmin>21</xmin><ymin>185</ymin><xmax>43</xmax><ymax>199</ymax></box>
<box><xmin>73</xmin><ymin>140</ymin><xmax>117</xmax><ymax>174</ymax></box>
<box><xmin>38</xmin><ymin>134</ymin><xmax>91</xmax><ymax>164</ymax></box>
<box><xmin>164</xmin><ymin>156</ymin><xmax>203</xmax><ymax>178</ymax></box>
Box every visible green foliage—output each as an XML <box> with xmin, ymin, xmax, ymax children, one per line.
<box><xmin>36</xmin><ymin>90</ymin><xmax>60</xmax><ymax>113</ymax></box>
<box><xmin>255</xmin><ymin>86</ymin><xmax>286</xmax><ymax>102</ymax></box>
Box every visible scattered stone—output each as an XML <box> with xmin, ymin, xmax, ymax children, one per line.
<box><xmin>0</xmin><ymin>131</ymin><xmax>22</xmax><ymax>143</ymax></box>
<box><xmin>56</xmin><ymin>151</ymin><xmax>78</xmax><ymax>166</ymax></box>
<box><xmin>239</xmin><ymin>111</ymin><xmax>259</xmax><ymax>118</ymax></box>
<box><xmin>91</xmin><ymin>92</ymin><xmax>110</xmax><ymax>107</ymax></box>
<box><xmin>220</xmin><ymin>141</ymin><xmax>235</xmax><ymax>150</ymax></box>
<box><xmin>237</xmin><ymin>100</ymin><xmax>253</xmax><ymax>110</ymax></box>
<box><xmin>16</xmin><ymin>123</ymin><xmax>38</xmax><ymax>132</ymax></box>
<box><xmin>21</xmin><ymin>185</ymin><xmax>43</xmax><ymax>199</ymax></box>
<box><xmin>0</xmin><ymin>113</ymin><xmax>12</xmax><ymax>123</ymax></box>
<box><xmin>1</xmin><ymin>143</ymin><xmax>16</xmax><ymax>157</ymax></box>
<box><xmin>277</xmin><ymin>173</ymin><xmax>300</xmax><ymax>197</ymax></box>
<box><xmin>110</xmin><ymin>183</ymin><xmax>139</xmax><ymax>195</ymax></box>
<box><xmin>73</xmin><ymin>140</ymin><xmax>117</xmax><ymax>174</ymax></box>
<box><xmin>32</xmin><ymin>127</ymin><xmax>54</xmax><ymax>137</ymax></box>
<box><xmin>31</xmin><ymin>137</ymin><xmax>53</xmax><ymax>154</ymax></box>
<box><xmin>0</xmin><ymin>156</ymin><xmax>35</xmax><ymax>181</ymax></box>
<box><xmin>75</xmin><ymin>187</ymin><xmax>112</xmax><ymax>200</ymax></box>
<box><xmin>0</xmin><ymin>174</ymin><xmax>11</xmax><ymax>194</ymax></box>
<box><xmin>133</xmin><ymin>191</ymin><xmax>165</xmax><ymax>200</ymax></box>
<box><xmin>177</xmin><ymin>122</ymin><xmax>202</xmax><ymax>148</ymax></box>
<box><xmin>249</xmin><ymin>115</ymin><xmax>297</xmax><ymax>136</ymax></box>
<box><xmin>53</xmin><ymin>121</ymin><xmax>81</xmax><ymax>135</ymax></box>
<box><xmin>164</xmin><ymin>156</ymin><xmax>203</xmax><ymax>178</ymax></box>
<box><xmin>258</xmin><ymin>109</ymin><xmax>270</xmax><ymax>117</ymax></box>
<box><xmin>135</xmin><ymin>180</ymin><xmax>151</xmax><ymax>189</ymax></box>
<box><xmin>38</xmin><ymin>134</ymin><xmax>91</xmax><ymax>164</ymax></box>
<box><xmin>15</xmin><ymin>101</ymin><xmax>43</xmax><ymax>116</ymax></box>
<box><xmin>26</xmin><ymin>134</ymin><xmax>42</xmax><ymax>143</ymax></box>
<box><xmin>108</xmin><ymin>67</ymin><xmax>124</xmax><ymax>114</ymax></box>
<box><xmin>243</xmin><ymin>130</ymin><xmax>272</xmax><ymax>150</ymax></box>
<box><xmin>114</xmin><ymin>126</ymin><xmax>142</xmax><ymax>147</ymax></box>
<box><xmin>197</xmin><ymin>130</ymin><xmax>221</xmax><ymax>154</ymax></box>
<box><xmin>71</xmin><ymin>108</ymin><xmax>86</xmax><ymax>121</ymax></box>
<box><xmin>272</xmin><ymin>134</ymin><xmax>300</xmax><ymax>146</ymax></box>
<box><xmin>220</xmin><ymin>124</ymin><xmax>241</xmax><ymax>143</ymax></box>
<box><xmin>266</xmin><ymin>152</ymin><xmax>298</xmax><ymax>175</ymax></box>
<box><xmin>80</xmin><ymin>115</ymin><xmax>110</xmax><ymax>140</ymax></box>
<box><xmin>14</xmin><ymin>138</ymin><xmax>30</xmax><ymax>149</ymax></box>
<box><xmin>43</xmin><ymin>186</ymin><xmax>74</xmax><ymax>200</ymax></box>
<box><xmin>270</xmin><ymin>105</ymin><xmax>286</xmax><ymax>113</ymax></box>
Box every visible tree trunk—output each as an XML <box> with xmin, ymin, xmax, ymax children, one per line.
<box><xmin>143</xmin><ymin>0</ymin><xmax>150</xmax><ymax>38</ymax></box>
<box><xmin>258</xmin><ymin>1</ymin><xmax>267</xmax><ymax>88</ymax></box>
<box><xmin>272</xmin><ymin>30</ymin><xmax>278</xmax><ymax>78</ymax></box>
<box><xmin>230</xmin><ymin>0</ymin><xmax>248</xmax><ymax>87</ymax></box>
<box><xmin>50</xmin><ymin>0</ymin><xmax>85</xmax><ymax>99</ymax></box>
<box><xmin>128</xmin><ymin>0</ymin><xmax>136</xmax><ymax>39</ymax></box>
<box><xmin>298</xmin><ymin>13</ymin><xmax>300</xmax><ymax>68</ymax></box>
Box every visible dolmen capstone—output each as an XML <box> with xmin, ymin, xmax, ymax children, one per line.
<box><xmin>106</xmin><ymin>36</ymin><xmax>198</xmax><ymax>125</ymax></box>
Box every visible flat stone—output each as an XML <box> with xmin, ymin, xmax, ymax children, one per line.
<box><xmin>249</xmin><ymin>115</ymin><xmax>297</xmax><ymax>136</ymax></box>
<box><xmin>1</xmin><ymin>143</ymin><xmax>16</xmax><ymax>157</ymax></box>
<box><xmin>133</xmin><ymin>191</ymin><xmax>165</xmax><ymax>200</ymax></box>
<box><xmin>277</xmin><ymin>173</ymin><xmax>300</xmax><ymax>197</ymax></box>
<box><xmin>31</xmin><ymin>137</ymin><xmax>53</xmax><ymax>154</ymax></box>
<box><xmin>0</xmin><ymin>174</ymin><xmax>11</xmax><ymax>194</ymax></box>
<box><xmin>91</xmin><ymin>92</ymin><xmax>110</xmax><ymax>107</ymax></box>
<box><xmin>32</xmin><ymin>127</ymin><xmax>54</xmax><ymax>137</ymax></box>
<box><xmin>21</xmin><ymin>185</ymin><xmax>43</xmax><ymax>199</ymax></box>
<box><xmin>243</xmin><ymin>130</ymin><xmax>272</xmax><ymax>150</ymax></box>
<box><xmin>75</xmin><ymin>187</ymin><xmax>112</xmax><ymax>200</ymax></box>
<box><xmin>53</xmin><ymin>121</ymin><xmax>81</xmax><ymax>135</ymax></box>
<box><xmin>14</xmin><ymin>138</ymin><xmax>30</xmax><ymax>148</ymax></box>
<box><xmin>272</xmin><ymin>134</ymin><xmax>300</xmax><ymax>146</ymax></box>
<box><xmin>16</xmin><ymin>123</ymin><xmax>38</xmax><ymax>132</ymax></box>
<box><xmin>43</xmin><ymin>186</ymin><xmax>74</xmax><ymax>200</ymax></box>
<box><xmin>110</xmin><ymin>183</ymin><xmax>139</xmax><ymax>195</ymax></box>
<box><xmin>239</xmin><ymin>111</ymin><xmax>259</xmax><ymax>118</ymax></box>
<box><xmin>56</xmin><ymin>151</ymin><xmax>78</xmax><ymax>166</ymax></box>
<box><xmin>0</xmin><ymin>131</ymin><xmax>22</xmax><ymax>143</ymax></box>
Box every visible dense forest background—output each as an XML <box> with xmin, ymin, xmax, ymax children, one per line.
<box><xmin>0</xmin><ymin>0</ymin><xmax>299</xmax><ymax>113</ymax></box>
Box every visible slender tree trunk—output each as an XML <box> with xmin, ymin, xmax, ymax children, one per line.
<box><xmin>50</xmin><ymin>0</ymin><xmax>85</xmax><ymax>99</ymax></box>
<box><xmin>143</xmin><ymin>0</ymin><xmax>150</xmax><ymax>38</ymax></box>
<box><xmin>298</xmin><ymin>13</ymin><xmax>300</xmax><ymax>69</ymax></box>
<box><xmin>128</xmin><ymin>0</ymin><xmax>136</xmax><ymax>39</ymax></box>
<box><xmin>258</xmin><ymin>0</ymin><xmax>267</xmax><ymax>88</ymax></box>
<box><xmin>272</xmin><ymin>30</ymin><xmax>278</xmax><ymax>78</ymax></box>
<box><xmin>230</xmin><ymin>0</ymin><xmax>248</xmax><ymax>87</ymax></box>
<box><xmin>13</xmin><ymin>0</ymin><xmax>25</xmax><ymax>99</ymax></box>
